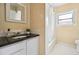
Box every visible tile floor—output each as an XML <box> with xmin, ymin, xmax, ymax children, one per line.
<box><xmin>49</xmin><ymin>42</ymin><xmax>79</xmax><ymax>55</ymax></box>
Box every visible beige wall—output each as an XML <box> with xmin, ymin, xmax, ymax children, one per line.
<box><xmin>54</xmin><ymin>3</ymin><xmax>79</xmax><ymax>46</ymax></box>
<box><xmin>30</xmin><ymin>3</ymin><xmax>45</xmax><ymax>55</ymax></box>
<box><xmin>0</xmin><ymin>3</ymin><xmax>30</xmax><ymax>31</ymax></box>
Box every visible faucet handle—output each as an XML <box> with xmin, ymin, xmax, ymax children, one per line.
<box><xmin>8</xmin><ymin>28</ymin><xmax>10</xmax><ymax>32</ymax></box>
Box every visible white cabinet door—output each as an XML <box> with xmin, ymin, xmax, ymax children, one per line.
<box><xmin>0</xmin><ymin>40</ymin><xmax>26</xmax><ymax>55</ymax></box>
<box><xmin>26</xmin><ymin>37</ymin><xmax>39</xmax><ymax>55</ymax></box>
<box><xmin>11</xmin><ymin>49</ymin><xmax>26</xmax><ymax>55</ymax></box>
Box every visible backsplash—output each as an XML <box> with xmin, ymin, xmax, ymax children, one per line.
<box><xmin>0</xmin><ymin>29</ymin><xmax>26</xmax><ymax>37</ymax></box>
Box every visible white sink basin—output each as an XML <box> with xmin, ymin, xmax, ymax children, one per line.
<box><xmin>12</xmin><ymin>36</ymin><xmax>27</xmax><ymax>39</ymax></box>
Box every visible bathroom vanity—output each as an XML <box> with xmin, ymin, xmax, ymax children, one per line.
<box><xmin>0</xmin><ymin>33</ymin><xmax>39</xmax><ymax>55</ymax></box>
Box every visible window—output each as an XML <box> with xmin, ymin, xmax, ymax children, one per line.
<box><xmin>57</xmin><ymin>10</ymin><xmax>74</xmax><ymax>25</ymax></box>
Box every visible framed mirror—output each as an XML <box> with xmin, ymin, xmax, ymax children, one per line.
<box><xmin>5</xmin><ymin>3</ymin><xmax>26</xmax><ymax>23</ymax></box>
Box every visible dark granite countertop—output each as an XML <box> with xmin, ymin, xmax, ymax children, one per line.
<box><xmin>0</xmin><ymin>33</ymin><xmax>39</xmax><ymax>47</ymax></box>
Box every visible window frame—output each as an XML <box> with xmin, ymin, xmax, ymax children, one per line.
<box><xmin>56</xmin><ymin>10</ymin><xmax>76</xmax><ymax>26</ymax></box>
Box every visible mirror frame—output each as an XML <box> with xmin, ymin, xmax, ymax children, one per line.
<box><xmin>5</xmin><ymin>3</ymin><xmax>27</xmax><ymax>23</ymax></box>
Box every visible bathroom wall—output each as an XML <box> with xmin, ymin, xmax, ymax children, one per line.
<box><xmin>30</xmin><ymin>3</ymin><xmax>45</xmax><ymax>55</ymax></box>
<box><xmin>0</xmin><ymin>3</ymin><xmax>30</xmax><ymax>31</ymax></box>
<box><xmin>54</xmin><ymin>3</ymin><xmax>79</xmax><ymax>46</ymax></box>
